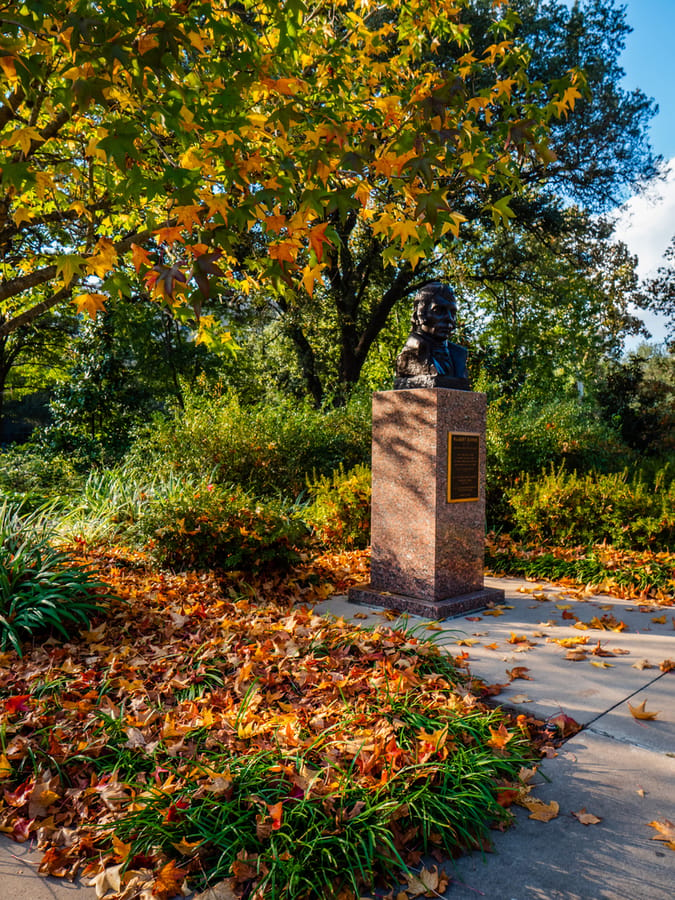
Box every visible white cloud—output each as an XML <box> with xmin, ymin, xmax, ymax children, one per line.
<box><xmin>614</xmin><ymin>158</ymin><xmax>675</xmax><ymax>276</ymax></box>
<box><xmin>613</xmin><ymin>158</ymin><xmax>675</xmax><ymax>345</ymax></box>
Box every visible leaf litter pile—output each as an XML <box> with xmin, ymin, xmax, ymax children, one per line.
<box><xmin>0</xmin><ymin>547</ymin><xmax>542</xmax><ymax>900</ymax></box>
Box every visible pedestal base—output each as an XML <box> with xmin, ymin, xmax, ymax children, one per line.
<box><xmin>348</xmin><ymin>584</ymin><xmax>505</xmax><ymax>619</ymax></box>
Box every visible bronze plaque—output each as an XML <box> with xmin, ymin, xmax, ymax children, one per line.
<box><xmin>447</xmin><ymin>432</ymin><xmax>480</xmax><ymax>502</ymax></box>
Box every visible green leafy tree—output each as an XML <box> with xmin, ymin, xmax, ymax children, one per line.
<box><xmin>0</xmin><ymin>0</ymin><xmax>577</xmax><ymax>351</ymax></box>
<box><xmin>219</xmin><ymin>0</ymin><xmax>657</xmax><ymax>403</ymax></box>
<box><xmin>453</xmin><ymin>207</ymin><xmax>647</xmax><ymax>397</ymax></box>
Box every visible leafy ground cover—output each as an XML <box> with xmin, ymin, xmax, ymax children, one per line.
<box><xmin>0</xmin><ymin>547</ymin><xmax>547</xmax><ymax>900</ymax></box>
<box><xmin>486</xmin><ymin>535</ymin><xmax>675</xmax><ymax>605</ymax></box>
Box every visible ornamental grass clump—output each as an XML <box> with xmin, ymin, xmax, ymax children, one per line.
<box><xmin>0</xmin><ymin>501</ymin><xmax>111</xmax><ymax>654</ymax></box>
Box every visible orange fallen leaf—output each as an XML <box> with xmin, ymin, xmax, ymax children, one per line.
<box><xmin>487</xmin><ymin>723</ymin><xmax>514</xmax><ymax>750</ymax></box>
<box><xmin>0</xmin><ymin>753</ymin><xmax>11</xmax><ymax>779</ymax></box>
<box><xmin>651</xmin><ymin>615</ymin><xmax>667</xmax><ymax>624</ymax></box>
<box><xmin>524</xmin><ymin>798</ymin><xmax>559</xmax><ymax>822</ymax></box>
<box><xmin>572</xmin><ymin>807</ymin><xmax>602</xmax><ymax>825</ymax></box>
<box><xmin>506</xmin><ymin>666</ymin><xmax>532</xmax><ymax>681</ymax></box>
<box><xmin>628</xmin><ymin>700</ymin><xmax>659</xmax><ymax>721</ymax></box>
<box><xmin>660</xmin><ymin>659</ymin><xmax>675</xmax><ymax>673</ymax></box>
<box><xmin>647</xmin><ymin>819</ymin><xmax>675</xmax><ymax>844</ymax></box>
<box><xmin>507</xmin><ymin>633</ymin><xmax>529</xmax><ymax>644</ymax></box>
<box><xmin>151</xmin><ymin>861</ymin><xmax>188</xmax><ymax>900</ymax></box>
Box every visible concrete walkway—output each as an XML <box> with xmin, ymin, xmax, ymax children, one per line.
<box><xmin>2</xmin><ymin>576</ymin><xmax>673</xmax><ymax>899</ymax></box>
<box><xmin>319</xmin><ymin>576</ymin><xmax>675</xmax><ymax>900</ymax></box>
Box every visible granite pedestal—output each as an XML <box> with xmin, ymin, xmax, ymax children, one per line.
<box><xmin>349</xmin><ymin>388</ymin><xmax>504</xmax><ymax>618</ymax></box>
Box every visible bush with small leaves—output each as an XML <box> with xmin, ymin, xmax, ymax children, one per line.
<box><xmin>305</xmin><ymin>464</ymin><xmax>371</xmax><ymax>549</ymax></box>
<box><xmin>135</xmin><ymin>482</ymin><xmax>309</xmax><ymax>571</ymax></box>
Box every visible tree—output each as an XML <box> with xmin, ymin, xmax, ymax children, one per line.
<box><xmin>463</xmin><ymin>0</ymin><xmax>659</xmax><ymax>212</ymax></box>
<box><xmin>0</xmin><ymin>298</ymin><xmax>77</xmax><ymax>436</ymax></box>
<box><xmin>642</xmin><ymin>238</ymin><xmax>675</xmax><ymax>346</ymax></box>
<box><xmin>452</xmin><ymin>207</ymin><xmax>647</xmax><ymax>396</ymax></box>
<box><xmin>212</xmin><ymin>0</ymin><xmax>658</xmax><ymax>403</ymax></box>
<box><xmin>1</xmin><ymin>0</ymin><xmax>579</xmax><ymax>351</ymax></box>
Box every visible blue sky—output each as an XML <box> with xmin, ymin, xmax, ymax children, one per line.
<box><xmin>613</xmin><ymin>0</ymin><xmax>675</xmax><ymax>344</ymax></box>
<box><xmin>621</xmin><ymin>0</ymin><xmax>675</xmax><ymax>160</ymax></box>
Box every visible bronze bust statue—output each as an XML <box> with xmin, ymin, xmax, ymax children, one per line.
<box><xmin>394</xmin><ymin>283</ymin><xmax>471</xmax><ymax>390</ymax></box>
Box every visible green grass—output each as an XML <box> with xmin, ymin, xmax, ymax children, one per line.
<box><xmin>0</xmin><ymin>500</ymin><xmax>114</xmax><ymax>654</ymax></box>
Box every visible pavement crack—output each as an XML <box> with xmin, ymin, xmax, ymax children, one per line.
<box><xmin>581</xmin><ymin>669</ymin><xmax>673</xmax><ymax>731</ymax></box>
<box><xmin>584</xmin><ymin>724</ymin><xmax>672</xmax><ymax>754</ymax></box>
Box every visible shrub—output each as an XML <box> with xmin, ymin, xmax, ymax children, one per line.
<box><xmin>306</xmin><ymin>464</ymin><xmax>371</xmax><ymax>549</ymax></box>
<box><xmin>125</xmin><ymin>388</ymin><xmax>371</xmax><ymax>500</ymax></box>
<box><xmin>0</xmin><ymin>501</ymin><xmax>111</xmax><ymax>655</ymax></box>
<box><xmin>134</xmin><ymin>481</ymin><xmax>309</xmax><ymax>571</ymax></box>
<box><xmin>506</xmin><ymin>465</ymin><xmax>675</xmax><ymax>550</ymax></box>
<box><xmin>486</xmin><ymin>398</ymin><xmax>631</xmax><ymax>531</ymax></box>
<box><xmin>0</xmin><ymin>446</ymin><xmax>82</xmax><ymax>510</ymax></box>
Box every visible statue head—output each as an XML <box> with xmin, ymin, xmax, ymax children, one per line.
<box><xmin>411</xmin><ymin>282</ymin><xmax>458</xmax><ymax>342</ymax></box>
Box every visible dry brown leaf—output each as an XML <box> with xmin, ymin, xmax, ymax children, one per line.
<box><xmin>191</xmin><ymin>882</ymin><xmax>240</xmax><ymax>900</ymax></box>
<box><xmin>628</xmin><ymin>700</ymin><xmax>659</xmax><ymax>720</ymax></box>
<box><xmin>506</xmin><ymin>666</ymin><xmax>532</xmax><ymax>681</ymax></box>
<box><xmin>565</xmin><ymin>649</ymin><xmax>587</xmax><ymax>661</ymax></box>
<box><xmin>524</xmin><ymin>798</ymin><xmax>559</xmax><ymax>822</ymax></box>
<box><xmin>651</xmin><ymin>615</ymin><xmax>667</xmax><ymax>624</ymax></box>
<box><xmin>405</xmin><ymin>863</ymin><xmax>448</xmax><ymax>896</ymax></box>
<box><xmin>572</xmin><ymin>807</ymin><xmax>602</xmax><ymax>825</ymax></box>
<box><xmin>632</xmin><ymin>659</ymin><xmax>653</xmax><ymax>670</ymax></box>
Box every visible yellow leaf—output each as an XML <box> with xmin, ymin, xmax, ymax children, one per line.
<box><xmin>628</xmin><ymin>700</ymin><xmax>659</xmax><ymax>721</ymax></box>
<box><xmin>651</xmin><ymin>615</ymin><xmax>667</xmax><ymax>624</ymax></box>
<box><xmin>648</xmin><ymin>819</ymin><xmax>675</xmax><ymax>842</ymax></box>
<box><xmin>0</xmin><ymin>56</ymin><xmax>18</xmax><ymax>84</ymax></box>
<box><xmin>0</xmin><ymin>753</ymin><xmax>11</xmax><ymax>779</ymax></box>
<box><xmin>86</xmin><ymin>238</ymin><xmax>117</xmax><ymax>277</ymax></box>
<box><xmin>171</xmin><ymin>837</ymin><xmax>202</xmax><ymax>855</ymax></box>
<box><xmin>4</xmin><ymin>126</ymin><xmax>44</xmax><ymax>155</ymax></box>
<box><xmin>590</xmin><ymin>661</ymin><xmax>614</xmax><ymax>668</ymax></box>
<box><xmin>302</xmin><ymin>263</ymin><xmax>324</xmax><ymax>297</ymax></box>
<box><xmin>387</xmin><ymin>218</ymin><xmax>420</xmax><ymax>246</ymax></box>
<box><xmin>12</xmin><ymin>206</ymin><xmax>32</xmax><ymax>226</ymax></box>
<box><xmin>72</xmin><ymin>293</ymin><xmax>107</xmax><ymax>320</ymax></box>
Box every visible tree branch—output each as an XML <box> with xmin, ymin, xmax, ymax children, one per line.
<box><xmin>0</xmin><ymin>228</ymin><xmax>154</xmax><ymax>335</ymax></box>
